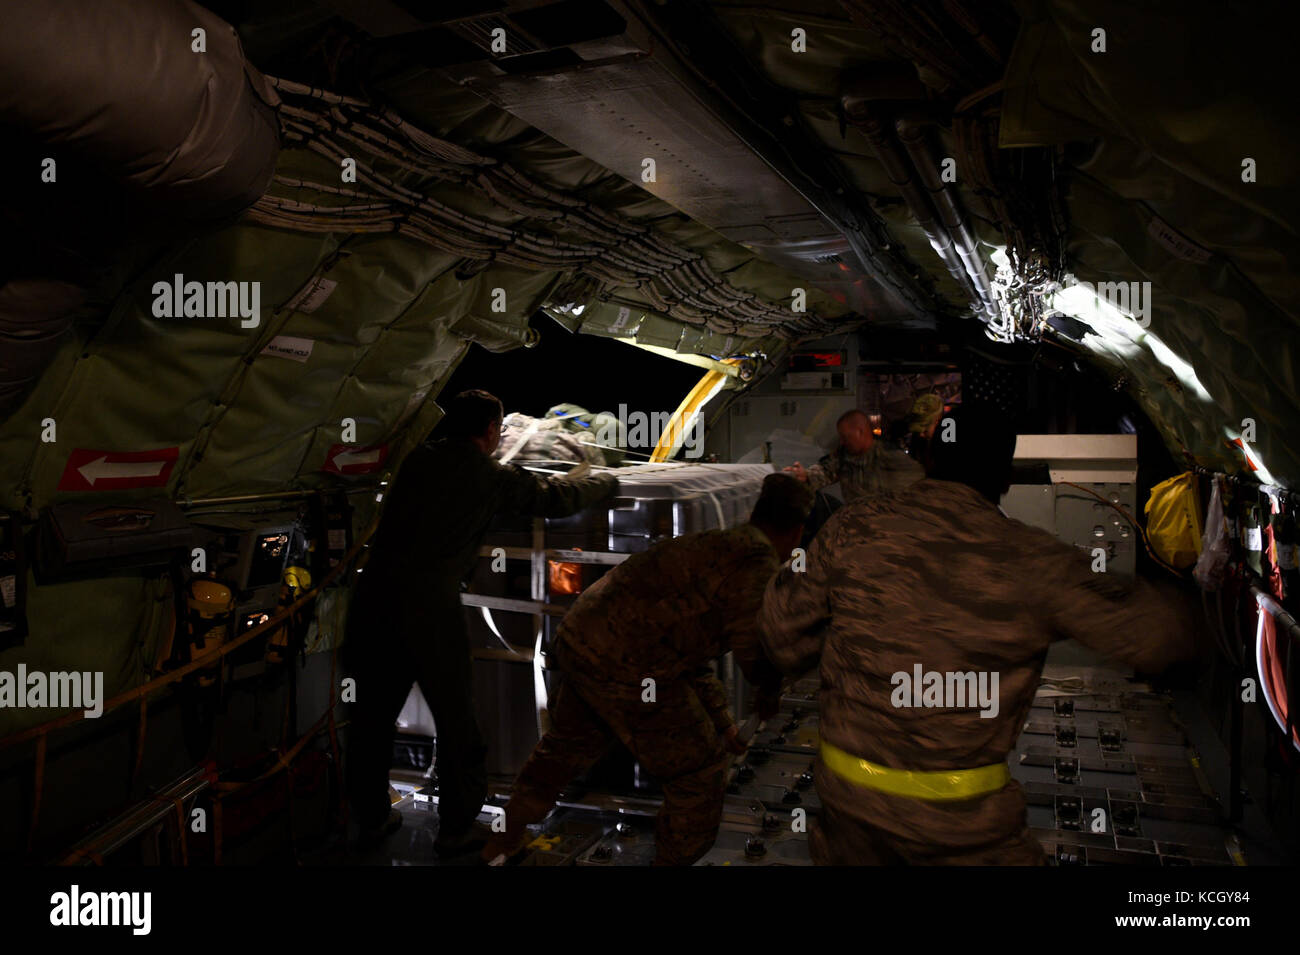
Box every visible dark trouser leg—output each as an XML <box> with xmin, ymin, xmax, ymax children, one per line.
<box><xmin>608</xmin><ymin>678</ymin><xmax>727</xmax><ymax>867</ymax></box>
<box><xmin>650</xmin><ymin>759</ymin><xmax>728</xmax><ymax>866</ymax></box>
<box><xmin>496</xmin><ymin>678</ymin><xmax>616</xmax><ymax>850</ymax></box>
<box><xmin>411</xmin><ymin>604</ymin><xmax>487</xmax><ymax>837</ymax></box>
<box><xmin>810</xmin><ymin>802</ymin><xmax>902</xmax><ymax>865</ymax></box>
<box><xmin>344</xmin><ymin>632</ymin><xmax>414</xmax><ymax>832</ymax></box>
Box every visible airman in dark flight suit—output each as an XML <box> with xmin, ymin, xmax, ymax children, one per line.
<box><xmin>344</xmin><ymin>390</ymin><xmax>617</xmax><ymax>852</ymax></box>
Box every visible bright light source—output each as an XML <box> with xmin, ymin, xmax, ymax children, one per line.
<box><xmin>1053</xmin><ymin>284</ymin><xmax>1142</xmax><ymax>358</ymax></box>
<box><xmin>1048</xmin><ymin>279</ymin><xmax>1213</xmax><ymax>403</ymax></box>
<box><xmin>1146</xmin><ymin>333</ymin><xmax>1213</xmax><ymax>402</ymax></box>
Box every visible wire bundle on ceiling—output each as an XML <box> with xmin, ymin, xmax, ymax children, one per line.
<box><xmin>249</xmin><ymin>77</ymin><xmax>841</xmax><ymax>342</ymax></box>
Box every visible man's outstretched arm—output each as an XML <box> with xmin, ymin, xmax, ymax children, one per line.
<box><xmin>1040</xmin><ymin>536</ymin><xmax>1201</xmax><ymax>673</ymax></box>
<box><xmin>495</xmin><ymin>463</ymin><xmax>619</xmax><ymax>518</ymax></box>
<box><xmin>792</xmin><ymin>452</ymin><xmax>838</xmax><ymax>493</ymax></box>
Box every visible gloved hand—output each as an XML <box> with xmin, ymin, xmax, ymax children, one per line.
<box><xmin>721</xmin><ymin>723</ymin><xmax>748</xmax><ymax>755</ymax></box>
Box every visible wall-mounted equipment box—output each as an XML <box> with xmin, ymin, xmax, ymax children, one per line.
<box><xmin>780</xmin><ymin>351</ymin><xmax>851</xmax><ymax>394</ymax></box>
<box><xmin>36</xmin><ymin>499</ymin><xmax>192</xmax><ymax>581</ymax></box>
<box><xmin>1001</xmin><ymin>435</ymin><xmax>1139</xmax><ymax>578</ymax></box>
<box><xmin>1012</xmin><ymin>434</ymin><xmax>1138</xmax><ymax>484</ymax></box>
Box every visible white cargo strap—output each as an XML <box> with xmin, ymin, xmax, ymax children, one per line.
<box><xmin>499</xmin><ymin>417</ymin><xmax>543</xmax><ymax>465</ymax></box>
<box><xmin>705</xmin><ymin>491</ymin><xmax>726</xmax><ymax>528</ymax></box>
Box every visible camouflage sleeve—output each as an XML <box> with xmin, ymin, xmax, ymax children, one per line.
<box><xmin>803</xmin><ymin>451</ymin><xmax>838</xmax><ymax>492</ymax></box>
<box><xmin>687</xmin><ymin>666</ymin><xmax>734</xmax><ymax>734</ymax></box>
<box><xmin>494</xmin><ymin>465</ymin><xmax>618</xmax><ymax>518</ymax></box>
<box><xmin>717</xmin><ymin>554</ymin><xmax>785</xmax><ymax>694</ymax></box>
<box><xmin>758</xmin><ymin>515</ymin><xmax>838</xmax><ymax>675</ymax></box>
<box><xmin>1039</xmin><ymin>539</ymin><xmax>1199</xmax><ymax>673</ymax></box>
<box><xmin>879</xmin><ymin>447</ymin><xmax>926</xmax><ymax>492</ymax></box>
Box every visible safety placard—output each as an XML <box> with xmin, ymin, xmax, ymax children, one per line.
<box><xmin>321</xmin><ymin>444</ymin><xmax>388</xmax><ymax>475</ymax></box>
<box><xmin>58</xmin><ymin>447</ymin><xmax>179</xmax><ymax>491</ymax></box>
<box><xmin>260</xmin><ymin>335</ymin><xmax>315</xmax><ymax>362</ymax></box>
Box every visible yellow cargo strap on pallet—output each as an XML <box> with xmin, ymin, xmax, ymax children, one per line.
<box><xmin>820</xmin><ymin>740</ymin><xmax>1010</xmax><ymax>801</ymax></box>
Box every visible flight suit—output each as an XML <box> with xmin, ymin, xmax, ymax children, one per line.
<box><xmin>803</xmin><ymin>440</ymin><xmax>924</xmax><ymax>504</ymax></box>
<box><xmin>344</xmin><ymin>436</ymin><xmax>617</xmax><ymax>838</ymax></box>
<box><xmin>497</xmin><ymin>524</ymin><xmax>785</xmax><ymax>865</ymax></box>
<box><xmin>759</xmin><ymin>478</ymin><xmax>1197</xmax><ymax>865</ymax></box>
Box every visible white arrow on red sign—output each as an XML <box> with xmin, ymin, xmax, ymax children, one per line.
<box><xmin>79</xmin><ymin>456</ymin><xmax>167</xmax><ymax>485</ymax></box>
<box><xmin>322</xmin><ymin>443</ymin><xmax>388</xmax><ymax>475</ymax></box>
<box><xmin>58</xmin><ymin>448</ymin><xmax>179</xmax><ymax>491</ymax></box>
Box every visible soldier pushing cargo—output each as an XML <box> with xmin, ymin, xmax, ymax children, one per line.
<box><xmin>760</xmin><ymin>407</ymin><xmax>1199</xmax><ymax>865</ymax></box>
<box><xmin>785</xmin><ymin>408</ymin><xmax>924</xmax><ymax>504</ymax></box>
<box><xmin>483</xmin><ymin>473</ymin><xmax>814</xmax><ymax>865</ymax></box>
<box><xmin>343</xmin><ymin>390</ymin><xmax>618</xmax><ymax>853</ymax></box>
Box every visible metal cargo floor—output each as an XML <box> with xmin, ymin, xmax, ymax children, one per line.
<box><xmin>316</xmin><ymin>645</ymin><xmax>1283</xmax><ymax>866</ymax></box>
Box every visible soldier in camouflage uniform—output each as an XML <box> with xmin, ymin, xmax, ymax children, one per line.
<box><xmin>786</xmin><ymin>409</ymin><xmax>924</xmax><ymax>504</ymax></box>
<box><xmin>344</xmin><ymin>390</ymin><xmax>618</xmax><ymax>851</ymax></box>
<box><xmin>484</xmin><ymin>473</ymin><xmax>814</xmax><ymax>865</ymax></box>
<box><xmin>760</xmin><ymin>409</ymin><xmax>1199</xmax><ymax>865</ymax></box>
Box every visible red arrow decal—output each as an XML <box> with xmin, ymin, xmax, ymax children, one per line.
<box><xmin>58</xmin><ymin>448</ymin><xmax>179</xmax><ymax>491</ymax></box>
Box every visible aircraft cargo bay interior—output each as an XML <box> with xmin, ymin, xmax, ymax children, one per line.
<box><xmin>0</xmin><ymin>0</ymin><xmax>1295</xmax><ymax>930</ymax></box>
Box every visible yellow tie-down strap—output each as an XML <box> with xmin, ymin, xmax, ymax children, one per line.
<box><xmin>820</xmin><ymin>740</ymin><xmax>1010</xmax><ymax>802</ymax></box>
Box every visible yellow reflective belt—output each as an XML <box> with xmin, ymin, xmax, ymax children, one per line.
<box><xmin>820</xmin><ymin>740</ymin><xmax>1010</xmax><ymax>802</ymax></box>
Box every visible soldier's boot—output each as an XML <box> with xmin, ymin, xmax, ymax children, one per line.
<box><xmin>650</xmin><ymin>757</ymin><xmax>728</xmax><ymax>866</ymax></box>
<box><xmin>435</xmin><ymin>819</ymin><xmax>494</xmax><ymax>856</ymax></box>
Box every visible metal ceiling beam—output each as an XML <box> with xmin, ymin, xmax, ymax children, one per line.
<box><xmin>620</xmin><ymin>0</ymin><xmax>944</xmax><ymax>323</ymax></box>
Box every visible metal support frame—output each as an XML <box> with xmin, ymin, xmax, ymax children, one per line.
<box><xmin>58</xmin><ymin>766</ymin><xmax>211</xmax><ymax>865</ymax></box>
<box><xmin>460</xmin><ymin>524</ymin><xmax>639</xmax><ymax>738</ymax></box>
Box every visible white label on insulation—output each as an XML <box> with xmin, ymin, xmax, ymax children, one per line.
<box><xmin>284</xmin><ymin>276</ymin><xmax>338</xmax><ymax>313</ymax></box>
<box><xmin>261</xmin><ymin>336</ymin><xmax>315</xmax><ymax>363</ymax></box>
<box><xmin>608</xmin><ymin>306</ymin><xmax>633</xmax><ymax>333</ymax></box>
<box><xmin>1147</xmin><ymin>216</ymin><xmax>1213</xmax><ymax>264</ymax></box>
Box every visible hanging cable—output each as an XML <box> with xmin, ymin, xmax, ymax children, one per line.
<box><xmin>1058</xmin><ymin>480</ymin><xmax>1186</xmax><ymax>578</ymax></box>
